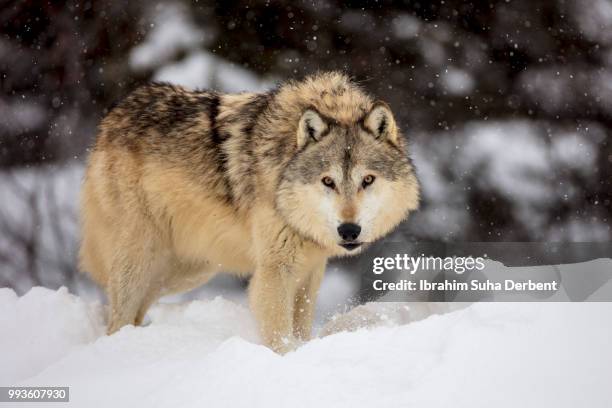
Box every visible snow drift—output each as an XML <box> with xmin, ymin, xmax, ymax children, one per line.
<box><xmin>1</xmin><ymin>287</ymin><xmax>611</xmax><ymax>408</ymax></box>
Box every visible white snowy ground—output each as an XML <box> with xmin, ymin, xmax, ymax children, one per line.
<box><xmin>1</xmin><ymin>287</ymin><xmax>611</xmax><ymax>408</ymax></box>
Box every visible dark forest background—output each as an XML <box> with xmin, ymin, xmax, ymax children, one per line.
<box><xmin>1</xmin><ymin>0</ymin><xmax>611</xmax><ymax>295</ymax></box>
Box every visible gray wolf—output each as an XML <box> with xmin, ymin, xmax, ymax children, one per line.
<box><xmin>79</xmin><ymin>72</ymin><xmax>420</xmax><ymax>353</ymax></box>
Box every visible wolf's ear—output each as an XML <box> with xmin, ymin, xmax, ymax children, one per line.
<box><xmin>363</xmin><ymin>102</ymin><xmax>399</xmax><ymax>146</ymax></box>
<box><xmin>297</xmin><ymin>109</ymin><xmax>328</xmax><ymax>149</ymax></box>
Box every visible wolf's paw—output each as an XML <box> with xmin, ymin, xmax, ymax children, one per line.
<box><xmin>270</xmin><ymin>335</ymin><xmax>304</xmax><ymax>355</ymax></box>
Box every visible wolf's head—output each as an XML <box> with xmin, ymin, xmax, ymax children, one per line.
<box><xmin>276</xmin><ymin>102</ymin><xmax>420</xmax><ymax>256</ymax></box>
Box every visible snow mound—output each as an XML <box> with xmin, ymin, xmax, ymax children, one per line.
<box><xmin>2</xmin><ymin>287</ymin><xmax>611</xmax><ymax>407</ymax></box>
<box><xmin>0</xmin><ymin>287</ymin><xmax>104</xmax><ymax>384</ymax></box>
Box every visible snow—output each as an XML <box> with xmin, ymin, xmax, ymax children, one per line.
<box><xmin>129</xmin><ymin>2</ymin><xmax>209</xmax><ymax>72</ymax></box>
<box><xmin>441</xmin><ymin>67</ymin><xmax>475</xmax><ymax>96</ymax></box>
<box><xmin>392</xmin><ymin>14</ymin><xmax>421</xmax><ymax>39</ymax></box>
<box><xmin>128</xmin><ymin>1</ymin><xmax>273</xmax><ymax>93</ymax></box>
<box><xmin>0</xmin><ymin>287</ymin><xmax>104</xmax><ymax>384</ymax></box>
<box><xmin>457</xmin><ymin>122</ymin><xmax>552</xmax><ymax>203</ymax></box>
<box><xmin>409</xmin><ymin>120</ymin><xmax>611</xmax><ymax>241</ymax></box>
<box><xmin>419</xmin><ymin>37</ymin><xmax>446</xmax><ymax>66</ymax></box>
<box><xmin>550</xmin><ymin>131</ymin><xmax>597</xmax><ymax>175</ymax></box>
<box><xmin>571</xmin><ymin>0</ymin><xmax>612</xmax><ymax>45</ymax></box>
<box><xmin>2</xmin><ymin>287</ymin><xmax>611</xmax><ymax>407</ymax></box>
<box><xmin>154</xmin><ymin>51</ymin><xmax>272</xmax><ymax>92</ymax></box>
<box><xmin>160</xmin><ymin>267</ymin><xmax>358</xmax><ymax>330</ymax></box>
<box><xmin>518</xmin><ymin>66</ymin><xmax>612</xmax><ymax>115</ymax></box>
<box><xmin>547</xmin><ymin>219</ymin><xmax>612</xmax><ymax>242</ymax></box>
<box><xmin>0</xmin><ymin>100</ymin><xmax>47</xmax><ymax>133</ymax></box>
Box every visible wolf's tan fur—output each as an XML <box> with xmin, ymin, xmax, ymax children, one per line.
<box><xmin>80</xmin><ymin>72</ymin><xmax>420</xmax><ymax>353</ymax></box>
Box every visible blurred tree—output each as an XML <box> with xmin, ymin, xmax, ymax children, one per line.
<box><xmin>0</xmin><ymin>0</ymin><xmax>610</xmax><ymax>244</ymax></box>
<box><xmin>0</xmin><ymin>0</ymin><xmax>147</xmax><ymax>167</ymax></box>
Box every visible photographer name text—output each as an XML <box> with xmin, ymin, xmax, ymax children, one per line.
<box><xmin>373</xmin><ymin>279</ymin><xmax>558</xmax><ymax>292</ymax></box>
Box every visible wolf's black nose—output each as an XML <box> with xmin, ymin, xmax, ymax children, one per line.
<box><xmin>337</xmin><ymin>223</ymin><xmax>361</xmax><ymax>241</ymax></box>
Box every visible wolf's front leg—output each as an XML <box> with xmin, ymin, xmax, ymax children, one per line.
<box><xmin>249</xmin><ymin>206</ymin><xmax>326</xmax><ymax>353</ymax></box>
<box><xmin>293</xmin><ymin>260</ymin><xmax>326</xmax><ymax>341</ymax></box>
<box><xmin>249</xmin><ymin>261</ymin><xmax>298</xmax><ymax>354</ymax></box>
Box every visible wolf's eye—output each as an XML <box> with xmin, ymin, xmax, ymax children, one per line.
<box><xmin>362</xmin><ymin>175</ymin><xmax>376</xmax><ymax>188</ymax></box>
<box><xmin>322</xmin><ymin>176</ymin><xmax>336</xmax><ymax>189</ymax></box>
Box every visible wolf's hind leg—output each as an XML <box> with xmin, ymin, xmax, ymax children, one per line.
<box><xmin>134</xmin><ymin>289</ymin><xmax>160</xmax><ymax>327</ymax></box>
<box><xmin>106</xmin><ymin>232</ymin><xmax>164</xmax><ymax>334</ymax></box>
<box><xmin>106</xmin><ymin>255</ymin><xmax>154</xmax><ymax>334</ymax></box>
